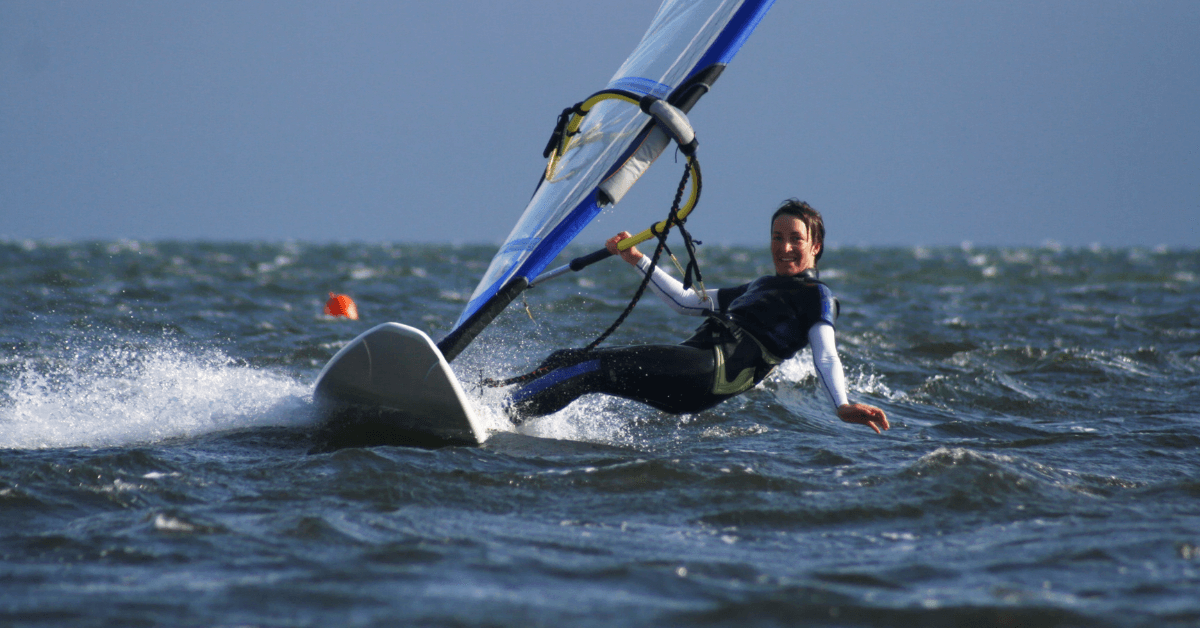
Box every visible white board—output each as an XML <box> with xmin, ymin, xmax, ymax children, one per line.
<box><xmin>313</xmin><ymin>323</ymin><xmax>486</xmax><ymax>448</ymax></box>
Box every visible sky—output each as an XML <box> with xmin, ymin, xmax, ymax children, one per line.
<box><xmin>2</xmin><ymin>1</ymin><xmax>1197</xmax><ymax>248</ymax></box>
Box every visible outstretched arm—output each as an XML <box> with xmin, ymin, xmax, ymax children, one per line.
<box><xmin>808</xmin><ymin>322</ymin><xmax>889</xmax><ymax>434</ymax></box>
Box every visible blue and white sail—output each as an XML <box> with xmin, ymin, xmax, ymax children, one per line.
<box><xmin>438</xmin><ymin>0</ymin><xmax>774</xmax><ymax>361</ymax></box>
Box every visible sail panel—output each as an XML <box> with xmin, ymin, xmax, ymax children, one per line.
<box><xmin>451</xmin><ymin>0</ymin><xmax>774</xmax><ymax>335</ymax></box>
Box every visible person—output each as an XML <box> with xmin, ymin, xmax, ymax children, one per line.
<box><xmin>504</xmin><ymin>199</ymin><xmax>889</xmax><ymax>434</ymax></box>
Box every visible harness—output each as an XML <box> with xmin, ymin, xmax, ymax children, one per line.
<box><xmin>682</xmin><ymin>310</ymin><xmax>780</xmax><ymax>396</ymax></box>
<box><xmin>694</xmin><ymin>269</ymin><xmax>833</xmax><ymax>396</ymax></box>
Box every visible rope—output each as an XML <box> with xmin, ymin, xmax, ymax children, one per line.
<box><xmin>581</xmin><ymin>160</ymin><xmax>693</xmax><ymax>352</ymax></box>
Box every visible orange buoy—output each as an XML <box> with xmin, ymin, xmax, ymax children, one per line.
<box><xmin>324</xmin><ymin>293</ymin><xmax>359</xmax><ymax>320</ymax></box>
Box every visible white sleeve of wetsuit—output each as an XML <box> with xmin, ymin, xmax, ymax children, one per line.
<box><xmin>809</xmin><ymin>322</ymin><xmax>850</xmax><ymax>410</ymax></box>
<box><xmin>633</xmin><ymin>255</ymin><xmax>718</xmax><ymax>316</ymax></box>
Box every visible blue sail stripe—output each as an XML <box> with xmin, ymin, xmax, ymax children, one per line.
<box><xmin>513</xmin><ymin>190</ymin><xmax>605</xmax><ymax>282</ymax></box>
<box><xmin>608</xmin><ymin>76</ymin><xmax>673</xmax><ymax>99</ymax></box>
<box><xmin>500</xmin><ymin>237</ymin><xmax>542</xmax><ymax>255</ymax></box>
<box><xmin>457</xmin><ymin>191</ymin><xmax>603</xmax><ymax>324</ymax></box>
<box><xmin>690</xmin><ymin>0</ymin><xmax>774</xmax><ymax>78</ymax></box>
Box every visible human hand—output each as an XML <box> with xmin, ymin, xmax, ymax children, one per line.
<box><xmin>837</xmin><ymin>403</ymin><xmax>890</xmax><ymax>434</ymax></box>
<box><xmin>605</xmin><ymin>231</ymin><xmax>644</xmax><ymax>264</ymax></box>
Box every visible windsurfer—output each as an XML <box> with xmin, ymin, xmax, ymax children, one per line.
<box><xmin>505</xmin><ymin>199</ymin><xmax>889</xmax><ymax>434</ymax></box>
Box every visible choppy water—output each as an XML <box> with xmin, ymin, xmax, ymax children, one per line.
<box><xmin>1</xmin><ymin>239</ymin><xmax>1198</xmax><ymax>627</ymax></box>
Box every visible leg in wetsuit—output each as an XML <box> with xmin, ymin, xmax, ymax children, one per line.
<box><xmin>505</xmin><ymin>344</ymin><xmax>724</xmax><ymax>420</ymax></box>
<box><xmin>504</xmin><ymin>321</ymin><xmax>773</xmax><ymax>421</ymax></box>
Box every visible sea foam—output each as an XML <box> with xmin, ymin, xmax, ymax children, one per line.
<box><xmin>0</xmin><ymin>337</ymin><xmax>312</xmax><ymax>450</ymax></box>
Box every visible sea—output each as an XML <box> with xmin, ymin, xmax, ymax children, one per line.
<box><xmin>1</xmin><ymin>239</ymin><xmax>1197</xmax><ymax>627</ymax></box>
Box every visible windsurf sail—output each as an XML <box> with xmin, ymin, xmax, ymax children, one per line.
<box><xmin>438</xmin><ymin>0</ymin><xmax>775</xmax><ymax>361</ymax></box>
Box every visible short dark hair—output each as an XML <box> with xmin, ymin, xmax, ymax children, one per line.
<box><xmin>770</xmin><ymin>199</ymin><xmax>825</xmax><ymax>264</ymax></box>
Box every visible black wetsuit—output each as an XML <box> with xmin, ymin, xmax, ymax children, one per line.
<box><xmin>506</xmin><ymin>269</ymin><xmax>839</xmax><ymax>419</ymax></box>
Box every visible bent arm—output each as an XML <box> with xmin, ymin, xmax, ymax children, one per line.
<box><xmin>608</xmin><ymin>231</ymin><xmax>715</xmax><ymax>316</ymax></box>
<box><xmin>634</xmin><ymin>256</ymin><xmax>718</xmax><ymax>316</ymax></box>
<box><xmin>808</xmin><ymin>322</ymin><xmax>890</xmax><ymax>434</ymax></box>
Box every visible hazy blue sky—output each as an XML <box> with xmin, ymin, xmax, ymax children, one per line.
<box><xmin>2</xmin><ymin>1</ymin><xmax>1197</xmax><ymax>247</ymax></box>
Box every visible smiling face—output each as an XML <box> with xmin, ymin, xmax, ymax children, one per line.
<box><xmin>771</xmin><ymin>215</ymin><xmax>821</xmax><ymax>276</ymax></box>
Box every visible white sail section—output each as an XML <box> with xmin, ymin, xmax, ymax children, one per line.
<box><xmin>441</xmin><ymin>0</ymin><xmax>774</xmax><ymax>359</ymax></box>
